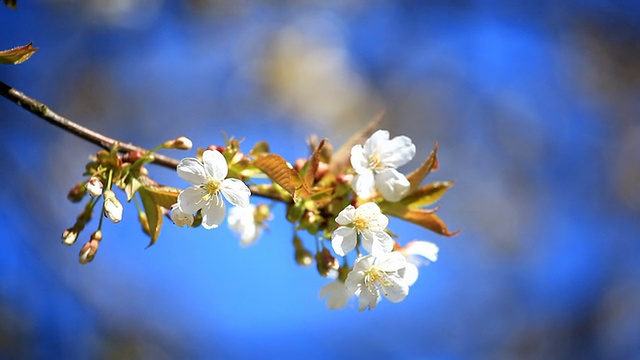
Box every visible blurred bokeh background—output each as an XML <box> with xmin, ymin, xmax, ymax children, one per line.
<box><xmin>1</xmin><ymin>0</ymin><xmax>640</xmax><ymax>359</ymax></box>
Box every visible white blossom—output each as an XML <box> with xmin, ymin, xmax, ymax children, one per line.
<box><xmin>176</xmin><ymin>150</ymin><xmax>251</xmax><ymax>229</ymax></box>
<box><xmin>170</xmin><ymin>204</ymin><xmax>194</xmax><ymax>228</ymax></box>
<box><xmin>85</xmin><ymin>177</ymin><xmax>103</xmax><ymax>197</ymax></box>
<box><xmin>319</xmin><ymin>279</ymin><xmax>351</xmax><ymax>310</ymax></box>
<box><xmin>345</xmin><ymin>252</ymin><xmax>409</xmax><ymax>311</ymax></box>
<box><xmin>227</xmin><ymin>204</ymin><xmax>270</xmax><ymax>246</ymax></box>
<box><xmin>103</xmin><ymin>190</ymin><xmax>122</xmax><ymax>223</ymax></box>
<box><xmin>397</xmin><ymin>240</ymin><xmax>439</xmax><ymax>286</ymax></box>
<box><xmin>350</xmin><ymin>129</ymin><xmax>416</xmax><ymax>202</ymax></box>
<box><xmin>331</xmin><ymin>202</ymin><xmax>393</xmax><ymax>256</ymax></box>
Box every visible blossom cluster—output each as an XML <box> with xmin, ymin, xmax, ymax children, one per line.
<box><xmin>169</xmin><ymin>129</ymin><xmax>446</xmax><ymax>311</ymax></box>
<box><xmin>62</xmin><ymin>120</ymin><xmax>455</xmax><ymax>312</ymax></box>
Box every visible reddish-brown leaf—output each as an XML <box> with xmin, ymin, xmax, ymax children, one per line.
<box><xmin>254</xmin><ymin>154</ymin><xmax>301</xmax><ymax>197</ymax></box>
<box><xmin>0</xmin><ymin>42</ymin><xmax>38</xmax><ymax>64</ymax></box>
<box><xmin>303</xmin><ymin>138</ymin><xmax>327</xmax><ymax>188</ymax></box>
<box><xmin>380</xmin><ymin>203</ymin><xmax>459</xmax><ymax>237</ymax></box>
<box><xmin>400</xmin><ymin>181</ymin><xmax>455</xmax><ymax>208</ymax></box>
<box><xmin>406</xmin><ymin>142</ymin><xmax>439</xmax><ymax>191</ymax></box>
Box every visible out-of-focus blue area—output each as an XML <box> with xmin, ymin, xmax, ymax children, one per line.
<box><xmin>1</xmin><ymin>1</ymin><xmax>640</xmax><ymax>359</ymax></box>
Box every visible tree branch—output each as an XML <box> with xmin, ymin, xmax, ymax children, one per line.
<box><xmin>0</xmin><ymin>80</ymin><xmax>180</xmax><ymax>169</ymax></box>
<box><xmin>0</xmin><ymin>80</ymin><xmax>288</xmax><ymax>203</ymax></box>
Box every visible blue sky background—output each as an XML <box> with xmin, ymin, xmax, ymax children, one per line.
<box><xmin>1</xmin><ymin>1</ymin><xmax>640</xmax><ymax>359</ymax></box>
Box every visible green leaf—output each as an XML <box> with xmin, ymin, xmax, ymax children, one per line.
<box><xmin>329</xmin><ymin>109</ymin><xmax>385</xmax><ymax>175</ymax></box>
<box><xmin>0</xmin><ymin>42</ymin><xmax>38</xmax><ymax>64</ymax></box>
<box><xmin>138</xmin><ymin>187</ymin><xmax>164</xmax><ymax>247</ymax></box>
<box><xmin>406</xmin><ymin>142</ymin><xmax>439</xmax><ymax>191</ymax></box>
<box><xmin>379</xmin><ymin>202</ymin><xmax>459</xmax><ymax>237</ymax></box>
<box><xmin>399</xmin><ymin>181</ymin><xmax>454</xmax><ymax>208</ymax></box>
<box><xmin>124</xmin><ymin>177</ymin><xmax>142</xmax><ymax>202</ymax></box>
<box><xmin>139</xmin><ymin>185</ymin><xmax>179</xmax><ymax>209</ymax></box>
<box><xmin>250</xmin><ymin>141</ymin><xmax>270</xmax><ymax>155</ymax></box>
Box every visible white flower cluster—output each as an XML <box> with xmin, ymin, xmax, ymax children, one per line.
<box><xmin>322</xmin><ymin>130</ymin><xmax>439</xmax><ymax>311</ymax></box>
<box><xmin>169</xmin><ymin>131</ymin><xmax>442</xmax><ymax>312</ymax></box>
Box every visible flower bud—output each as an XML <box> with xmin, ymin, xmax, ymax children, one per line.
<box><xmin>122</xmin><ymin>150</ymin><xmax>143</xmax><ymax>164</ymax></box>
<box><xmin>78</xmin><ymin>239</ymin><xmax>100</xmax><ymax>265</ymax></box>
<box><xmin>90</xmin><ymin>230</ymin><xmax>103</xmax><ymax>242</ymax></box>
<box><xmin>315</xmin><ymin>247</ymin><xmax>339</xmax><ymax>277</ymax></box>
<box><xmin>293</xmin><ymin>235</ymin><xmax>313</xmax><ymax>267</ymax></box>
<box><xmin>170</xmin><ymin>204</ymin><xmax>193</xmax><ymax>227</ymax></box>
<box><xmin>163</xmin><ymin>136</ymin><xmax>193</xmax><ymax>150</ymax></box>
<box><xmin>103</xmin><ymin>190</ymin><xmax>123</xmax><ymax>223</ymax></box>
<box><xmin>85</xmin><ymin>176</ymin><xmax>104</xmax><ymax>197</ymax></box>
<box><xmin>61</xmin><ymin>227</ymin><xmax>79</xmax><ymax>246</ymax></box>
<box><xmin>67</xmin><ymin>182</ymin><xmax>87</xmax><ymax>202</ymax></box>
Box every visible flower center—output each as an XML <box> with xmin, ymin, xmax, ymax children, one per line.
<box><xmin>352</xmin><ymin>216</ymin><xmax>367</xmax><ymax>232</ymax></box>
<box><xmin>363</xmin><ymin>266</ymin><xmax>393</xmax><ymax>297</ymax></box>
<box><xmin>368</xmin><ymin>154</ymin><xmax>383</xmax><ymax>173</ymax></box>
<box><xmin>204</xmin><ymin>178</ymin><xmax>222</xmax><ymax>196</ymax></box>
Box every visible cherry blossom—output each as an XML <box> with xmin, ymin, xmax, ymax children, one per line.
<box><xmin>345</xmin><ymin>251</ymin><xmax>409</xmax><ymax>311</ymax></box>
<box><xmin>176</xmin><ymin>150</ymin><xmax>251</xmax><ymax>229</ymax></box>
<box><xmin>350</xmin><ymin>129</ymin><xmax>416</xmax><ymax>202</ymax></box>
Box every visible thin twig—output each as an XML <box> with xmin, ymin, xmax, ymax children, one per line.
<box><xmin>0</xmin><ymin>80</ymin><xmax>180</xmax><ymax>169</ymax></box>
<box><xmin>0</xmin><ymin>80</ymin><xmax>287</xmax><ymax>203</ymax></box>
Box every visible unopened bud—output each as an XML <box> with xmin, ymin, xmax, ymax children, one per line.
<box><xmin>122</xmin><ymin>151</ymin><xmax>143</xmax><ymax>164</ymax></box>
<box><xmin>293</xmin><ymin>235</ymin><xmax>313</xmax><ymax>267</ymax></box>
<box><xmin>103</xmin><ymin>190</ymin><xmax>123</xmax><ymax>223</ymax></box>
<box><xmin>78</xmin><ymin>239</ymin><xmax>100</xmax><ymax>265</ymax></box>
<box><xmin>170</xmin><ymin>204</ymin><xmax>194</xmax><ymax>227</ymax></box>
<box><xmin>85</xmin><ymin>177</ymin><xmax>104</xmax><ymax>197</ymax></box>
<box><xmin>62</xmin><ymin>228</ymin><xmax>79</xmax><ymax>246</ymax></box>
<box><xmin>90</xmin><ymin>230</ymin><xmax>103</xmax><ymax>242</ymax></box>
<box><xmin>315</xmin><ymin>161</ymin><xmax>329</xmax><ymax>179</ymax></box>
<box><xmin>294</xmin><ymin>158</ymin><xmax>306</xmax><ymax>171</ymax></box>
<box><xmin>164</xmin><ymin>136</ymin><xmax>193</xmax><ymax>150</ymax></box>
<box><xmin>337</xmin><ymin>173</ymin><xmax>353</xmax><ymax>184</ymax></box>
<box><xmin>67</xmin><ymin>182</ymin><xmax>87</xmax><ymax>202</ymax></box>
<box><xmin>315</xmin><ymin>247</ymin><xmax>339</xmax><ymax>277</ymax></box>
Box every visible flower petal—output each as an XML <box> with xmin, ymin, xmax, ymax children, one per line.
<box><xmin>335</xmin><ymin>205</ymin><xmax>356</xmax><ymax>226</ymax></box>
<box><xmin>201</xmin><ymin>196</ymin><xmax>226</xmax><ymax>229</ymax></box>
<box><xmin>331</xmin><ymin>226</ymin><xmax>357</xmax><ymax>256</ymax></box>
<box><xmin>399</xmin><ymin>263</ymin><xmax>419</xmax><ymax>286</ymax></box>
<box><xmin>351</xmin><ymin>171</ymin><xmax>375</xmax><ymax>199</ymax></box>
<box><xmin>378</xmin><ymin>135</ymin><xmax>416</xmax><ymax>167</ymax></box>
<box><xmin>380</xmin><ymin>274</ymin><xmax>409</xmax><ymax>303</ymax></box>
<box><xmin>355</xmin><ymin>202</ymin><xmax>387</xmax><ymax>231</ymax></box>
<box><xmin>358</xmin><ymin>286</ymin><xmax>380</xmax><ymax>311</ymax></box>
<box><xmin>405</xmin><ymin>240</ymin><xmax>439</xmax><ymax>262</ymax></box>
<box><xmin>350</xmin><ymin>144</ymin><xmax>369</xmax><ymax>173</ymax></box>
<box><xmin>177</xmin><ymin>158</ymin><xmax>207</xmax><ymax>185</ymax></box>
<box><xmin>220</xmin><ymin>178</ymin><xmax>251</xmax><ymax>207</ymax></box>
<box><xmin>319</xmin><ymin>281</ymin><xmax>351</xmax><ymax>310</ymax></box>
<box><xmin>177</xmin><ymin>186</ymin><xmax>207</xmax><ymax>214</ymax></box>
<box><xmin>376</xmin><ymin>251</ymin><xmax>407</xmax><ymax>272</ymax></box>
<box><xmin>374</xmin><ymin>168</ymin><xmax>410</xmax><ymax>202</ymax></box>
<box><xmin>360</xmin><ymin>230</ymin><xmax>393</xmax><ymax>255</ymax></box>
<box><xmin>363</xmin><ymin>130</ymin><xmax>389</xmax><ymax>156</ymax></box>
<box><xmin>202</xmin><ymin>150</ymin><xmax>228</xmax><ymax>180</ymax></box>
